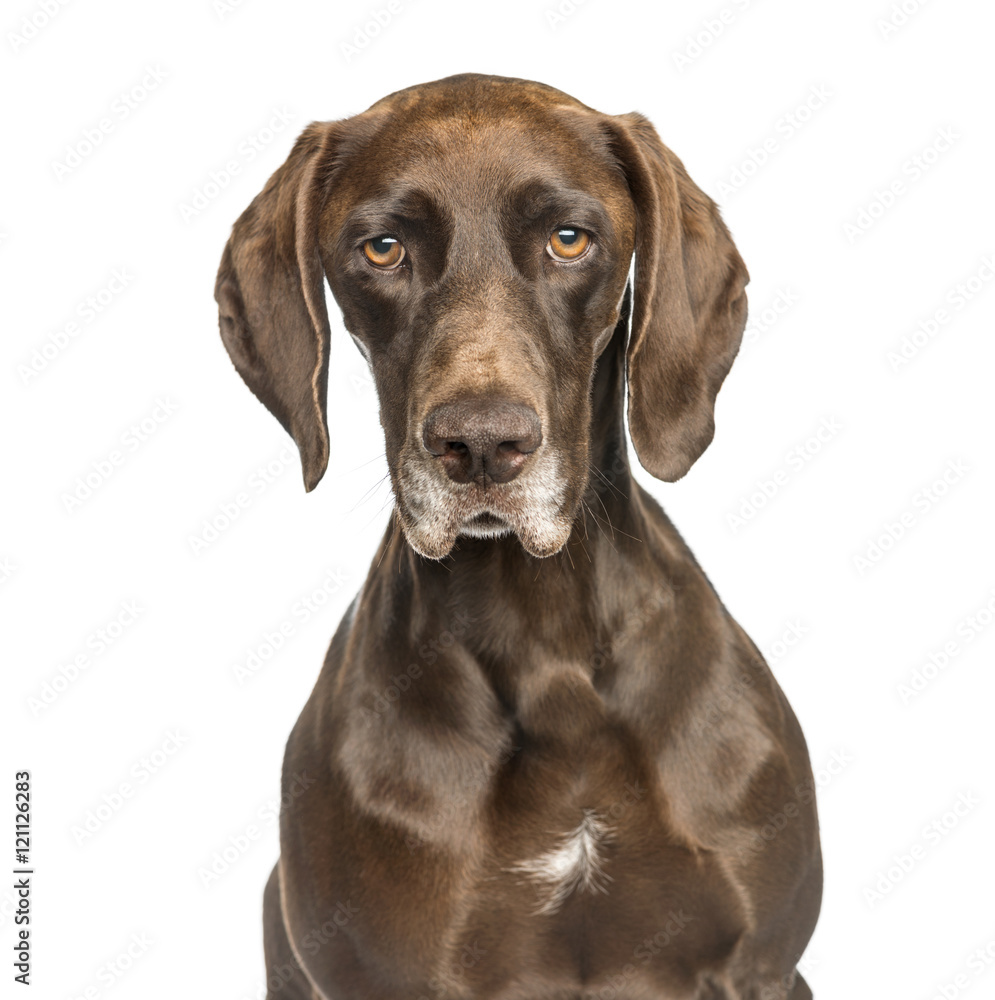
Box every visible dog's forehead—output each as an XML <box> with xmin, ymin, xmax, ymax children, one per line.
<box><xmin>336</xmin><ymin>76</ymin><xmax>627</xmax><ymax>207</ymax></box>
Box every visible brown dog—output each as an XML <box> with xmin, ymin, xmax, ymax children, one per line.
<box><xmin>215</xmin><ymin>73</ymin><xmax>821</xmax><ymax>1000</ymax></box>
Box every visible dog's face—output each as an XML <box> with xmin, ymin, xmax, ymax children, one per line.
<box><xmin>216</xmin><ymin>75</ymin><xmax>748</xmax><ymax>559</ymax></box>
<box><xmin>321</xmin><ymin>85</ymin><xmax>637</xmax><ymax>558</ymax></box>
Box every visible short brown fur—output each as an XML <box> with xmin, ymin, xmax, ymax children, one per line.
<box><xmin>216</xmin><ymin>74</ymin><xmax>821</xmax><ymax>1000</ymax></box>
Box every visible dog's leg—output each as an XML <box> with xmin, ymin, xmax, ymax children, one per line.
<box><xmin>263</xmin><ymin>862</ymin><xmax>321</xmax><ymax>1000</ymax></box>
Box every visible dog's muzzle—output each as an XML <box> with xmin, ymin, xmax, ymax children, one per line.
<box><xmin>395</xmin><ymin>397</ymin><xmax>572</xmax><ymax>560</ymax></box>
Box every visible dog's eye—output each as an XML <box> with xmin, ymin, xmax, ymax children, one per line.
<box><xmin>547</xmin><ymin>228</ymin><xmax>591</xmax><ymax>262</ymax></box>
<box><xmin>363</xmin><ymin>236</ymin><xmax>405</xmax><ymax>268</ymax></box>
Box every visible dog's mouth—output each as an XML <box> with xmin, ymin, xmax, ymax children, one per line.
<box><xmin>394</xmin><ymin>453</ymin><xmax>576</xmax><ymax>560</ymax></box>
<box><xmin>462</xmin><ymin>511</ymin><xmax>510</xmax><ymax>535</ymax></box>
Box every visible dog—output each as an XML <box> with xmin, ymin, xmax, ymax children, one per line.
<box><xmin>215</xmin><ymin>73</ymin><xmax>822</xmax><ymax>1000</ymax></box>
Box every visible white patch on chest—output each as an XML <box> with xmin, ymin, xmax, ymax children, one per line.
<box><xmin>505</xmin><ymin>810</ymin><xmax>613</xmax><ymax>915</ymax></box>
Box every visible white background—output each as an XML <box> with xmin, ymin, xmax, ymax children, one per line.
<box><xmin>2</xmin><ymin>0</ymin><xmax>994</xmax><ymax>997</ymax></box>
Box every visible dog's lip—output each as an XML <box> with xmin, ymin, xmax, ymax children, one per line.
<box><xmin>464</xmin><ymin>511</ymin><xmax>508</xmax><ymax>527</ymax></box>
<box><xmin>456</xmin><ymin>492</ymin><xmax>523</xmax><ymax>526</ymax></box>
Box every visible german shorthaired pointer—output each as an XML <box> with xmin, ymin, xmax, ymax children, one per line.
<box><xmin>215</xmin><ymin>73</ymin><xmax>822</xmax><ymax>1000</ymax></box>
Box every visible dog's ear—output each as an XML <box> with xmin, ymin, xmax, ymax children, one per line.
<box><xmin>214</xmin><ymin>122</ymin><xmax>340</xmax><ymax>492</ymax></box>
<box><xmin>605</xmin><ymin>113</ymin><xmax>749</xmax><ymax>482</ymax></box>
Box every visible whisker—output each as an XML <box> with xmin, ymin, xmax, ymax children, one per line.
<box><xmin>349</xmin><ymin>451</ymin><xmax>389</xmax><ymax>474</ymax></box>
<box><xmin>583</xmin><ymin>500</ymin><xmax>616</xmax><ymax>553</ymax></box>
<box><xmin>588</xmin><ymin>464</ymin><xmax>628</xmax><ymax>500</ymax></box>
<box><xmin>588</xmin><ymin>495</ymin><xmax>643</xmax><ymax>545</ymax></box>
<box><xmin>351</xmin><ymin>472</ymin><xmax>391</xmax><ymax>514</ymax></box>
<box><xmin>574</xmin><ymin>523</ymin><xmax>593</xmax><ymax>564</ymax></box>
<box><xmin>375</xmin><ymin>514</ymin><xmax>397</xmax><ymax>569</ymax></box>
<box><xmin>563</xmin><ymin>539</ymin><xmax>576</xmax><ymax>571</ymax></box>
<box><xmin>589</xmin><ymin>488</ymin><xmax>616</xmax><ymax>543</ymax></box>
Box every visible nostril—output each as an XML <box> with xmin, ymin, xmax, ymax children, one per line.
<box><xmin>447</xmin><ymin>441</ymin><xmax>468</xmax><ymax>455</ymax></box>
<box><xmin>499</xmin><ymin>433</ymin><xmax>541</xmax><ymax>456</ymax></box>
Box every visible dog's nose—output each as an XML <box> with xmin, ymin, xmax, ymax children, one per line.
<box><xmin>422</xmin><ymin>398</ymin><xmax>542</xmax><ymax>484</ymax></box>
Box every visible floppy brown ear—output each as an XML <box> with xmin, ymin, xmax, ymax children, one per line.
<box><xmin>606</xmin><ymin>113</ymin><xmax>749</xmax><ymax>482</ymax></box>
<box><xmin>214</xmin><ymin>122</ymin><xmax>340</xmax><ymax>492</ymax></box>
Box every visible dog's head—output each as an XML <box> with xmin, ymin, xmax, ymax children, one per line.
<box><xmin>215</xmin><ymin>74</ymin><xmax>748</xmax><ymax>559</ymax></box>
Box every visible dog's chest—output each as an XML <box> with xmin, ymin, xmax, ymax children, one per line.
<box><xmin>435</xmin><ymin>717</ymin><xmax>747</xmax><ymax>998</ymax></box>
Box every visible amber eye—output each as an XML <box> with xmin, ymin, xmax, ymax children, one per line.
<box><xmin>362</xmin><ymin>236</ymin><xmax>405</xmax><ymax>268</ymax></box>
<box><xmin>547</xmin><ymin>227</ymin><xmax>591</xmax><ymax>262</ymax></box>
